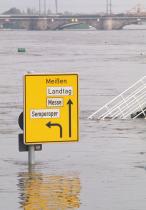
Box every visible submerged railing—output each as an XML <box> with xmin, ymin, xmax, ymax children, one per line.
<box><xmin>88</xmin><ymin>76</ymin><xmax>146</xmax><ymax>120</ymax></box>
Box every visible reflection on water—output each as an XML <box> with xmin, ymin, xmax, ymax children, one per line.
<box><xmin>18</xmin><ymin>169</ymin><xmax>80</xmax><ymax>210</ymax></box>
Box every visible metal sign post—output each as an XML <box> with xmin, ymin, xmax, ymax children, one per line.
<box><xmin>18</xmin><ymin>113</ymin><xmax>42</xmax><ymax>166</ymax></box>
<box><xmin>28</xmin><ymin>145</ymin><xmax>35</xmax><ymax>165</ymax></box>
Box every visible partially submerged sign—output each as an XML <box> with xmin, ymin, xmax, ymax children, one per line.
<box><xmin>24</xmin><ymin>74</ymin><xmax>79</xmax><ymax>144</ymax></box>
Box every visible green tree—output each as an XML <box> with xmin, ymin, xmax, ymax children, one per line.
<box><xmin>2</xmin><ymin>7</ymin><xmax>22</xmax><ymax>15</ymax></box>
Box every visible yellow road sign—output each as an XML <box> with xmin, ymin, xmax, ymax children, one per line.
<box><xmin>24</xmin><ymin>73</ymin><xmax>79</xmax><ymax>144</ymax></box>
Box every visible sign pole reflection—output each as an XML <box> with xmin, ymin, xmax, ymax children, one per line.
<box><xmin>18</xmin><ymin>171</ymin><xmax>80</xmax><ymax>210</ymax></box>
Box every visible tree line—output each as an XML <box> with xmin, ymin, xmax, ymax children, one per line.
<box><xmin>1</xmin><ymin>7</ymin><xmax>73</xmax><ymax>15</ymax></box>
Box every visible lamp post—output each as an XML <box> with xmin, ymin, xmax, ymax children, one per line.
<box><xmin>106</xmin><ymin>0</ymin><xmax>109</xmax><ymax>15</ymax></box>
<box><xmin>106</xmin><ymin>0</ymin><xmax>112</xmax><ymax>15</ymax></box>
<box><xmin>39</xmin><ymin>0</ymin><xmax>41</xmax><ymax>15</ymax></box>
<box><xmin>109</xmin><ymin>0</ymin><xmax>112</xmax><ymax>15</ymax></box>
<box><xmin>55</xmin><ymin>0</ymin><xmax>58</xmax><ymax>14</ymax></box>
<box><xmin>44</xmin><ymin>0</ymin><xmax>47</xmax><ymax>15</ymax></box>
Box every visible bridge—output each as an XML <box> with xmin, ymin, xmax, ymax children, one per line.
<box><xmin>0</xmin><ymin>14</ymin><xmax>146</xmax><ymax>30</ymax></box>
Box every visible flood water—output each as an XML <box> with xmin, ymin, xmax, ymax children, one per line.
<box><xmin>1</xmin><ymin>29</ymin><xmax>146</xmax><ymax>209</ymax></box>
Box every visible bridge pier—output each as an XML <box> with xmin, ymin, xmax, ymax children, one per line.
<box><xmin>29</xmin><ymin>18</ymin><xmax>48</xmax><ymax>30</ymax></box>
<box><xmin>101</xmin><ymin>17</ymin><xmax>139</xmax><ymax>30</ymax></box>
<box><xmin>102</xmin><ymin>17</ymin><xmax>113</xmax><ymax>30</ymax></box>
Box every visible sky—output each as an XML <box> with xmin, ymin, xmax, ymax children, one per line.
<box><xmin>0</xmin><ymin>0</ymin><xmax>146</xmax><ymax>14</ymax></box>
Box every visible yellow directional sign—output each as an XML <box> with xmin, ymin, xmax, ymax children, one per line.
<box><xmin>24</xmin><ymin>73</ymin><xmax>79</xmax><ymax>144</ymax></box>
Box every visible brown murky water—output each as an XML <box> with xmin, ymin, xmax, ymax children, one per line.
<box><xmin>0</xmin><ymin>30</ymin><xmax>146</xmax><ymax>209</ymax></box>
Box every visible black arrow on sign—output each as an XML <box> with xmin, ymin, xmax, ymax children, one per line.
<box><xmin>67</xmin><ymin>99</ymin><xmax>73</xmax><ymax>138</ymax></box>
<box><xmin>46</xmin><ymin>122</ymin><xmax>63</xmax><ymax>138</ymax></box>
